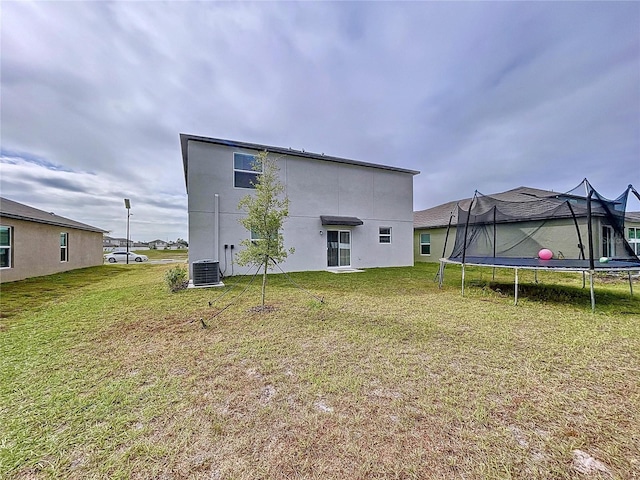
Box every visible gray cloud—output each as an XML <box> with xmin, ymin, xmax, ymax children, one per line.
<box><xmin>1</xmin><ymin>1</ymin><xmax>638</xmax><ymax>241</ymax></box>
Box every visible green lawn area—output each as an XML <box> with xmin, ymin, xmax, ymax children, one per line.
<box><xmin>132</xmin><ymin>249</ymin><xmax>188</xmax><ymax>261</ymax></box>
<box><xmin>1</xmin><ymin>263</ymin><xmax>639</xmax><ymax>479</ymax></box>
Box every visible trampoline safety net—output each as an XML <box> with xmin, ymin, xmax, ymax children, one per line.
<box><xmin>448</xmin><ymin>178</ymin><xmax>640</xmax><ymax>267</ymax></box>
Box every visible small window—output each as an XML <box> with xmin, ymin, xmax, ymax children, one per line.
<box><xmin>234</xmin><ymin>153</ymin><xmax>262</xmax><ymax>189</ymax></box>
<box><xmin>379</xmin><ymin>227</ymin><xmax>391</xmax><ymax>244</ymax></box>
<box><xmin>0</xmin><ymin>226</ymin><xmax>12</xmax><ymax>268</ymax></box>
<box><xmin>420</xmin><ymin>233</ymin><xmax>431</xmax><ymax>255</ymax></box>
<box><xmin>60</xmin><ymin>232</ymin><xmax>68</xmax><ymax>262</ymax></box>
<box><xmin>630</xmin><ymin>228</ymin><xmax>637</xmax><ymax>240</ymax></box>
<box><xmin>250</xmin><ymin>229</ymin><xmax>262</xmax><ymax>242</ymax></box>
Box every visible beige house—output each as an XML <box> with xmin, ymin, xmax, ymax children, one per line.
<box><xmin>0</xmin><ymin>197</ymin><xmax>106</xmax><ymax>283</ymax></box>
<box><xmin>414</xmin><ymin>186</ymin><xmax>640</xmax><ymax>263</ymax></box>
<box><xmin>148</xmin><ymin>239</ymin><xmax>169</xmax><ymax>249</ymax></box>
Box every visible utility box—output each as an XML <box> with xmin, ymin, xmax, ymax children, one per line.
<box><xmin>192</xmin><ymin>260</ymin><xmax>220</xmax><ymax>286</ymax></box>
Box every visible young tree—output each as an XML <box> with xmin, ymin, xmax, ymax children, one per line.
<box><xmin>236</xmin><ymin>151</ymin><xmax>294</xmax><ymax>307</ymax></box>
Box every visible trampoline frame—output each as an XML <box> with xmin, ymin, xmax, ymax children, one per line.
<box><xmin>438</xmin><ymin>257</ymin><xmax>639</xmax><ymax>311</ymax></box>
<box><xmin>437</xmin><ymin>181</ymin><xmax>640</xmax><ymax>311</ymax></box>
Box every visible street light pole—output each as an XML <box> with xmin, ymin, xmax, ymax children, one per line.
<box><xmin>124</xmin><ymin>199</ymin><xmax>131</xmax><ymax>264</ymax></box>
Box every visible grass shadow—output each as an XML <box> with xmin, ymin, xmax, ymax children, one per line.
<box><xmin>476</xmin><ymin>280</ymin><xmax>640</xmax><ymax>313</ymax></box>
<box><xmin>0</xmin><ymin>265</ymin><xmax>130</xmax><ymax>320</ymax></box>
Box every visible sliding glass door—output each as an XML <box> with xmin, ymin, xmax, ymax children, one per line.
<box><xmin>327</xmin><ymin>230</ymin><xmax>351</xmax><ymax>267</ymax></box>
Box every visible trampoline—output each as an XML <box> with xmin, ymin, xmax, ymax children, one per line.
<box><xmin>437</xmin><ymin>179</ymin><xmax>640</xmax><ymax>310</ymax></box>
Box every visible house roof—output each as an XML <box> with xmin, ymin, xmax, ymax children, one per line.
<box><xmin>414</xmin><ymin>187</ymin><xmax>560</xmax><ymax>229</ymax></box>
<box><xmin>180</xmin><ymin>134</ymin><xmax>420</xmax><ymax>191</ymax></box>
<box><xmin>0</xmin><ymin>197</ymin><xmax>106</xmax><ymax>233</ymax></box>
<box><xmin>414</xmin><ymin>186</ymin><xmax>639</xmax><ymax>229</ymax></box>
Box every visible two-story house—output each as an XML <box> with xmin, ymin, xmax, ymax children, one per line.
<box><xmin>180</xmin><ymin>134</ymin><xmax>419</xmax><ymax>280</ymax></box>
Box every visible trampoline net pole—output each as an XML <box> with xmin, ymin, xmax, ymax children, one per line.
<box><xmin>438</xmin><ymin>261</ymin><xmax>445</xmax><ymax>289</ymax></box>
<box><xmin>566</xmin><ymin>200</ymin><xmax>585</xmax><ymax>260</ymax></box>
<box><xmin>586</xmin><ymin>190</ymin><xmax>595</xmax><ymax>271</ymax></box>
<box><xmin>590</xmin><ymin>271</ymin><xmax>595</xmax><ymax>312</ymax></box>
<box><xmin>514</xmin><ymin>268</ymin><xmax>519</xmax><ymax>306</ymax></box>
<box><xmin>492</xmin><ymin>206</ymin><xmax>496</xmax><ymax>281</ymax></box>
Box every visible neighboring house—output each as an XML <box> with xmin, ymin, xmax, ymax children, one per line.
<box><xmin>132</xmin><ymin>242</ymin><xmax>150</xmax><ymax>251</ymax></box>
<box><xmin>0</xmin><ymin>197</ymin><xmax>106</xmax><ymax>283</ymax></box>
<box><xmin>103</xmin><ymin>235</ymin><xmax>128</xmax><ymax>248</ymax></box>
<box><xmin>180</xmin><ymin>134</ymin><xmax>419</xmax><ymax>277</ymax></box>
<box><xmin>414</xmin><ymin>186</ymin><xmax>639</xmax><ymax>263</ymax></box>
<box><xmin>148</xmin><ymin>239</ymin><xmax>169</xmax><ymax>249</ymax></box>
<box><xmin>103</xmin><ymin>236</ymin><xmax>147</xmax><ymax>252</ymax></box>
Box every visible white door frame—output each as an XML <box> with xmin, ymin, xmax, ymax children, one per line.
<box><xmin>327</xmin><ymin>229</ymin><xmax>351</xmax><ymax>267</ymax></box>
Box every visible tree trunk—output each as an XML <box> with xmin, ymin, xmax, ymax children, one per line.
<box><xmin>261</xmin><ymin>255</ymin><xmax>268</xmax><ymax>307</ymax></box>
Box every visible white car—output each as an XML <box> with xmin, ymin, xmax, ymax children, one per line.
<box><xmin>104</xmin><ymin>251</ymin><xmax>149</xmax><ymax>263</ymax></box>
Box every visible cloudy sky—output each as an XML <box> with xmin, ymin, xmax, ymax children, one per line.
<box><xmin>2</xmin><ymin>1</ymin><xmax>639</xmax><ymax>241</ymax></box>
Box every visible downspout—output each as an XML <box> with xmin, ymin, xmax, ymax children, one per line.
<box><xmin>214</xmin><ymin>194</ymin><xmax>220</xmax><ymax>262</ymax></box>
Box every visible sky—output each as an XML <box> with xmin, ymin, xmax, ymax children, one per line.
<box><xmin>1</xmin><ymin>1</ymin><xmax>639</xmax><ymax>242</ymax></box>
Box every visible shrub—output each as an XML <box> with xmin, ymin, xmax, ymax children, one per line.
<box><xmin>165</xmin><ymin>265</ymin><xmax>188</xmax><ymax>292</ymax></box>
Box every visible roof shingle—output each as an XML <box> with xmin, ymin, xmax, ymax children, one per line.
<box><xmin>0</xmin><ymin>197</ymin><xmax>106</xmax><ymax>233</ymax></box>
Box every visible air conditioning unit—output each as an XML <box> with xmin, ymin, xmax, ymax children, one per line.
<box><xmin>192</xmin><ymin>260</ymin><xmax>220</xmax><ymax>286</ymax></box>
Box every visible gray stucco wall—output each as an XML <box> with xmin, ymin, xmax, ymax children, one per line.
<box><xmin>0</xmin><ymin>217</ymin><xmax>104</xmax><ymax>283</ymax></box>
<box><xmin>186</xmin><ymin>141</ymin><xmax>415</xmax><ymax>276</ymax></box>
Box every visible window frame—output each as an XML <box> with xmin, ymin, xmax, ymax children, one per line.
<box><xmin>233</xmin><ymin>152</ymin><xmax>263</xmax><ymax>189</ymax></box>
<box><xmin>629</xmin><ymin>227</ymin><xmax>640</xmax><ymax>256</ymax></box>
<box><xmin>250</xmin><ymin>229</ymin><xmax>263</xmax><ymax>245</ymax></box>
<box><xmin>420</xmin><ymin>233</ymin><xmax>431</xmax><ymax>256</ymax></box>
<box><xmin>60</xmin><ymin>232</ymin><xmax>69</xmax><ymax>263</ymax></box>
<box><xmin>0</xmin><ymin>225</ymin><xmax>12</xmax><ymax>269</ymax></box>
<box><xmin>379</xmin><ymin>226</ymin><xmax>392</xmax><ymax>244</ymax></box>
<box><xmin>327</xmin><ymin>229</ymin><xmax>351</xmax><ymax>267</ymax></box>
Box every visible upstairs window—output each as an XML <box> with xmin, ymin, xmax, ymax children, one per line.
<box><xmin>60</xmin><ymin>232</ymin><xmax>68</xmax><ymax>262</ymax></box>
<box><xmin>234</xmin><ymin>153</ymin><xmax>262</xmax><ymax>189</ymax></box>
<box><xmin>379</xmin><ymin>227</ymin><xmax>391</xmax><ymax>244</ymax></box>
<box><xmin>0</xmin><ymin>226</ymin><xmax>12</xmax><ymax>268</ymax></box>
<box><xmin>420</xmin><ymin>233</ymin><xmax>431</xmax><ymax>255</ymax></box>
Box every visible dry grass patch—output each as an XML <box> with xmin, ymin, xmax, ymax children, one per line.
<box><xmin>1</xmin><ymin>263</ymin><xmax>639</xmax><ymax>479</ymax></box>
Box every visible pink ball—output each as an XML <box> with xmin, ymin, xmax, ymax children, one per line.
<box><xmin>538</xmin><ymin>248</ymin><xmax>553</xmax><ymax>260</ymax></box>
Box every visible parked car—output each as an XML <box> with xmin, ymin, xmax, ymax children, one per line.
<box><xmin>104</xmin><ymin>251</ymin><xmax>149</xmax><ymax>263</ymax></box>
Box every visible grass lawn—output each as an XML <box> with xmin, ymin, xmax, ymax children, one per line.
<box><xmin>1</xmin><ymin>263</ymin><xmax>639</xmax><ymax>479</ymax></box>
<box><xmin>132</xmin><ymin>249</ymin><xmax>188</xmax><ymax>261</ymax></box>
